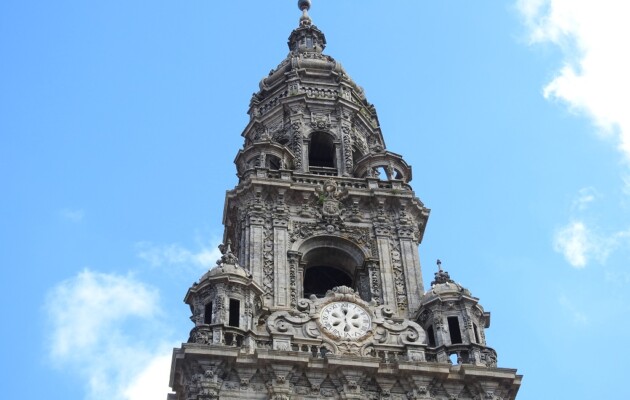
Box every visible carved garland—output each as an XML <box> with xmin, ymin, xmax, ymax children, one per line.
<box><xmin>390</xmin><ymin>241</ymin><xmax>408</xmax><ymax>311</ymax></box>
<box><xmin>341</xmin><ymin>125</ymin><xmax>353</xmax><ymax>172</ymax></box>
<box><xmin>287</xmin><ymin>252</ymin><xmax>301</xmax><ymax>308</ymax></box>
<box><xmin>262</xmin><ymin>219</ymin><xmax>274</xmax><ymax>298</ymax></box>
<box><xmin>291</xmin><ymin>121</ymin><xmax>303</xmax><ymax>170</ymax></box>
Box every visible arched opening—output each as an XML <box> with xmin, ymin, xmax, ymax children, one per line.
<box><xmin>303</xmin><ymin>266</ymin><xmax>352</xmax><ymax>298</ymax></box>
<box><xmin>267</xmin><ymin>154</ymin><xmax>281</xmax><ymax>170</ymax></box>
<box><xmin>298</xmin><ymin>236</ymin><xmax>367</xmax><ymax>299</ymax></box>
<box><xmin>309</xmin><ymin>132</ymin><xmax>335</xmax><ymax>168</ymax></box>
<box><xmin>427</xmin><ymin>325</ymin><xmax>436</xmax><ymax>347</ymax></box>
<box><xmin>447</xmin><ymin>316</ymin><xmax>463</xmax><ymax>344</ymax></box>
<box><xmin>375</xmin><ymin>166</ymin><xmax>388</xmax><ymax>180</ymax></box>
<box><xmin>352</xmin><ymin>148</ymin><xmax>363</xmax><ymax>166</ymax></box>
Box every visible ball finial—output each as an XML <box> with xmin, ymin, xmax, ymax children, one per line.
<box><xmin>298</xmin><ymin>0</ymin><xmax>311</xmax><ymax>12</ymax></box>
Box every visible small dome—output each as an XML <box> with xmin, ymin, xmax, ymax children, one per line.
<box><xmin>423</xmin><ymin>281</ymin><xmax>470</xmax><ymax>301</ymax></box>
<box><xmin>421</xmin><ymin>260</ymin><xmax>472</xmax><ymax>303</ymax></box>
<box><xmin>202</xmin><ymin>263</ymin><xmax>251</xmax><ymax>280</ymax></box>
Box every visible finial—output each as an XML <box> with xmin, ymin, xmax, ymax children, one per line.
<box><xmin>217</xmin><ymin>238</ymin><xmax>238</xmax><ymax>265</ymax></box>
<box><xmin>431</xmin><ymin>259</ymin><xmax>454</xmax><ymax>286</ymax></box>
<box><xmin>298</xmin><ymin>0</ymin><xmax>311</xmax><ymax>12</ymax></box>
<box><xmin>298</xmin><ymin>0</ymin><xmax>312</xmax><ymax>26</ymax></box>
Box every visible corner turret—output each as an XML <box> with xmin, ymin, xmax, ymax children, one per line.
<box><xmin>415</xmin><ymin>260</ymin><xmax>497</xmax><ymax>367</ymax></box>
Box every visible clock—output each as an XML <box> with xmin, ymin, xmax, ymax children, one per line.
<box><xmin>319</xmin><ymin>301</ymin><xmax>371</xmax><ymax>340</ymax></box>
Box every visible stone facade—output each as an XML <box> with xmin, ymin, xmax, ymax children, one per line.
<box><xmin>168</xmin><ymin>3</ymin><xmax>522</xmax><ymax>399</ymax></box>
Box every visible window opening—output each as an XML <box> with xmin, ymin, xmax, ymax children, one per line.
<box><xmin>228</xmin><ymin>299</ymin><xmax>240</xmax><ymax>327</ymax></box>
<box><xmin>447</xmin><ymin>316</ymin><xmax>462</xmax><ymax>344</ymax></box>
<box><xmin>303</xmin><ymin>266</ymin><xmax>352</xmax><ymax>298</ymax></box>
<box><xmin>267</xmin><ymin>155</ymin><xmax>281</xmax><ymax>170</ymax></box>
<box><xmin>309</xmin><ymin>132</ymin><xmax>335</xmax><ymax>168</ymax></box>
<box><xmin>375</xmin><ymin>166</ymin><xmax>388</xmax><ymax>180</ymax></box>
<box><xmin>427</xmin><ymin>325</ymin><xmax>436</xmax><ymax>347</ymax></box>
<box><xmin>204</xmin><ymin>302</ymin><xmax>213</xmax><ymax>324</ymax></box>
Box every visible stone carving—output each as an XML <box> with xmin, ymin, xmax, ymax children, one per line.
<box><xmin>310</xmin><ymin>112</ymin><xmax>331</xmax><ymax>129</ymax></box>
<box><xmin>189</xmin><ymin>326</ymin><xmax>213</xmax><ymax>345</ymax></box>
<box><xmin>217</xmin><ymin>239</ymin><xmax>238</xmax><ymax>265</ymax></box>
<box><xmin>390</xmin><ymin>241</ymin><xmax>408</xmax><ymax>311</ymax></box>
<box><xmin>342</xmin><ymin>124</ymin><xmax>353</xmax><ymax>173</ymax></box>
<box><xmin>170</xmin><ymin>4</ymin><xmax>521</xmax><ymax>399</ymax></box>
<box><xmin>290</xmin><ymin>121</ymin><xmax>303</xmax><ymax>170</ymax></box>
<box><xmin>289</xmin><ymin>220</ymin><xmax>374</xmax><ymax>257</ymax></box>
<box><xmin>287</xmin><ymin>251</ymin><xmax>300</xmax><ymax>307</ymax></box>
<box><xmin>480</xmin><ymin>348</ymin><xmax>498</xmax><ymax>368</ymax></box>
<box><xmin>367</xmin><ymin>259</ymin><xmax>382</xmax><ymax>305</ymax></box>
<box><xmin>262</xmin><ymin>220</ymin><xmax>274</xmax><ymax>298</ymax></box>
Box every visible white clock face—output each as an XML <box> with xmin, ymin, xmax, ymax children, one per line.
<box><xmin>319</xmin><ymin>302</ymin><xmax>371</xmax><ymax>340</ymax></box>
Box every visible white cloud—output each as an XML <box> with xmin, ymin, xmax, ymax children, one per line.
<box><xmin>572</xmin><ymin>187</ymin><xmax>598</xmax><ymax>211</ymax></box>
<box><xmin>123</xmin><ymin>352</ymin><xmax>174</xmax><ymax>400</ymax></box>
<box><xmin>136</xmin><ymin>241</ymin><xmax>221</xmax><ymax>271</ymax></box>
<box><xmin>45</xmin><ymin>269</ymin><xmax>174</xmax><ymax>400</ymax></box>
<box><xmin>553</xmin><ymin>220</ymin><xmax>591</xmax><ymax>268</ymax></box>
<box><xmin>60</xmin><ymin>208</ymin><xmax>85</xmax><ymax>222</ymax></box>
<box><xmin>553</xmin><ymin>219</ymin><xmax>630</xmax><ymax>268</ymax></box>
<box><xmin>553</xmin><ymin>188</ymin><xmax>630</xmax><ymax>268</ymax></box>
<box><xmin>518</xmin><ymin>0</ymin><xmax>630</xmax><ymax>161</ymax></box>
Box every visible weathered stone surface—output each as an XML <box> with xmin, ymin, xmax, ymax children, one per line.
<box><xmin>168</xmin><ymin>3</ymin><xmax>521</xmax><ymax>400</ymax></box>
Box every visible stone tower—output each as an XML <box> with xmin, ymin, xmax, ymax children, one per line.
<box><xmin>168</xmin><ymin>2</ymin><xmax>522</xmax><ymax>399</ymax></box>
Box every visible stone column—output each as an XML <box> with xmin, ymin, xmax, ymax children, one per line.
<box><xmin>248</xmin><ymin>214</ymin><xmax>265</xmax><ymax>296</ymax></box>
<box><xmin>334</xmin><ymin>140</ymin><xmax>342</xmax><ymax>176</ymax></box>
<box><xmin>398</xmin><ymin>232</ymin><xmax>423</xmax><ymax>315</ymax></box>
<box><xmin>274</xmin><ymin>217</ymin><xmax>290</xmax><ymax>308</ymax></box>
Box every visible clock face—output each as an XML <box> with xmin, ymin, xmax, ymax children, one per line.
<box><xmin>319</xmin><ymin>302</ymin><xmax>371</xmax><ymax>340</ymax></box>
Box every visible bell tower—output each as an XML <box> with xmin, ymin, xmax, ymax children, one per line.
<box><xmin>168</xmin><ymin>2</ymin><xmax>522</xmax><ymax>399</ymax></box>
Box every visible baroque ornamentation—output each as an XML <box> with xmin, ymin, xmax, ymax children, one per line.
<box><xmin>289</xmin><ymin>221</ymin><xmax>374</xmax><ymax>257</ymax></box>
<box><xmin>390</xmin><ymin>241</ymin><xmax>408</xmax><ymax>311</ymax></box>
<box><xmin>263</xmin><ymin>219</ymin><xmax>274</xmax><ymax>299</ymax></box>
<box><xmin>287</xmin><ymin>251</ymin><xmax>301</xmax><ymax>307</ymax></box>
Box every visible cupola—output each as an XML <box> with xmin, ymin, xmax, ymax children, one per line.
<box><xmin>415</xmin><ymin>260</ymin><xmax>498</xmax><ymax>368</ymax></box>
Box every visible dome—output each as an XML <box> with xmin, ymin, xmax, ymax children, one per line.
<box><xmin>421</xmin><ymin>261</ymin><xmax>473</xmax><ymax>303</ymax></box>
<box><xmin>202</xmin><ymin>263</ymin><xmax>251</xmax><ymax>280</ymax></box>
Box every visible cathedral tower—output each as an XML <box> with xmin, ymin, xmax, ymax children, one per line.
<box><xmin>168</xmin><ymin>2</ymin><xmax>522</xmax><ymax>399</ymax></box>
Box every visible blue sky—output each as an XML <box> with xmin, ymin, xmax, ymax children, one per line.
<box><xmin>2</xmin><ymin>1</ymin><xmax>629</xmax><ymax>399</ymax></box>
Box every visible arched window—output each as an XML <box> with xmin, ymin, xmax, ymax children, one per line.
<box><xmin>298</xmin><ymin>237</ymin><xmax>367</xmax><ymax>299</ymax></box>
<box><xmin>309</xmin><ymin>132</ymin><xmax>335</xmax><ymax>168</ymax></box>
